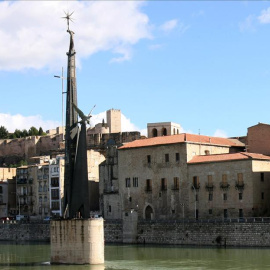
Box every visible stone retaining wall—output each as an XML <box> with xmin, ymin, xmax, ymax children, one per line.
<box><xmin>0</xmin><ymin>222</ymin><xmax>50</xmax><ymax>242</ymax></box>
<box><xmin>1</xmin><ymin>220</ymin><xmax>270</xmax><ymax>247</ymax></box>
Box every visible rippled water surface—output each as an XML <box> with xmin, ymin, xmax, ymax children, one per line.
<box><xmin>0</xmin><ymin>243</ymin><xmax>269</xmax><ymax>270</ymax></box>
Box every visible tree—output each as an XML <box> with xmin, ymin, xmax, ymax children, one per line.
<box><xmin>21</xmin><ymin>129</ymin><xmax>28</xmax><ymax>137</ymax></box>
<box><xmin>28</xmin><ymin>126</ymin><xmax>39</xmax><ymax>136</ymax></box>
<box><xmin>14</xmin><ymin>129</ymin><xmax>22</xmax><ymax>138</ymax></box>
<box><xmin>0</xmin><ymin>126</ymin><xmax>8</xmax><ymax>139</ymax></box>
<box><xmin>38</xmin><ymin>127</ymin><xmax>46</xmax><ymax>136</ymax></box>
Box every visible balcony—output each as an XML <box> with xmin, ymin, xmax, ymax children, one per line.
<box><xmin>235</xmin><ymin>181</ymin><xmax>245</xmax><ymax>191</ymax></box>
<box><xmin>17</xmin><ymin>178</ymin><xmax>27</xmax><ymax>184</ymax></box>
<box><xmin>220</xmin><ymin>182</ymin><xmax>230</xmax><ymax>191</ymax></box>
<box><xmin>205</xmin><ymin>183</ymin><xmax>214</xmax><ymax>192</ymax></box>
<box><xmin>192</xmin><ymin>184</ymin><xmax>200</xmax><ymax>190</ymax></box>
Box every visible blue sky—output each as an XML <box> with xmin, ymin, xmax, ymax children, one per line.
<box><xmin>1</xmin><ymin>1</ymin><xmax>270</xmax><ymax>137</ymax></box>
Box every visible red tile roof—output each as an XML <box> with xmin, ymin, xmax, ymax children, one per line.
<box><xmin>188</xmin><ymin>152</ymin><xmax>270</xmax><ymax>164</ymax></box>
<box><xmin>119</xmin><ymin>133</ymin><xmax>244</xmax><ymax>150</ymax></box>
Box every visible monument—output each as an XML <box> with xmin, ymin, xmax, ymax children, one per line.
<box><xmin>50</xmin><ymin>12</ymin><xmax>104</xmax><ymax>265</ymax></box>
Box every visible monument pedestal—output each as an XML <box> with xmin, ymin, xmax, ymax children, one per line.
<box><xmin>50</xmin><ymin>218</ymin><xmax>104</xmax><ymax>265</ymax></box>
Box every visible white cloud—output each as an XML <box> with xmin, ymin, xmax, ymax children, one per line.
<box><xmin>239</xmin><ymin>15</ymin><xmax>256</xmax><ymax>32</ymax></box>
<box><xmin>0</xmin><ymin>113</ymin><xmax>60</xmax><ymax>133</ymax></box>
<box><xmin>213</xmin><ymin>129</ymin><xmax>228</xmax><ymax>138</ymax></box>
<box><xmin>0</xmin><ymin>1</ymin><xmax>151</xmax><ymax>71</ymax></box>
<box><xmin>258</xmin><ymin>7</ymin><xmax>270</xmax><ymax>24</ymax></box>
<box><xmin>149</xmin><ymin>44</ymin><xmax>164</xmax><ymax>50</ymax></box>
<box><xmin>160</xmin><ymin>19</ymin><xmax>178</xmax><ymax>33</ymax></box>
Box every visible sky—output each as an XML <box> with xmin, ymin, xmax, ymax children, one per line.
<box><xmin>1</xmin><ymin>1</ymin><xmax>270</xmax><ymax>138</ymax></box>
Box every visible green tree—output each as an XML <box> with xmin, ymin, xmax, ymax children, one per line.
<box><xmin>38</xmin><ymin>127</ymin><xmax>46</xmax><ymax>136</ymax></box>
<box><xmin>14</xmin><ymin>129</ymin><xmax>22</xmax><ymax>138</ymax></box>
<box><xmin>21</xmin><ymin>129</ymin><xmax>28</xmax><ymax>137</ymax></box>
<box><xmin>28</xmin><ymin>126</ymin><xmax>39</xmax><ymax>136</ymax></box>
<box><xmin>0</xmin><ymin>126</ymin><xmax>8</xmax><ymax>139</ymax></box>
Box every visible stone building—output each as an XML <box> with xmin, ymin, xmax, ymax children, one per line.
<box><xmin>147</xmin><ymin>122</ymin><xmax>182</xmax><ymax>138</ymax></box>
<box><xmin>188</xmin><ymin>152</ymin><xmax>270</xmax><ymax>219</ymax></box>
<box><xmin>100</xmin><ymin>133</ymin><xmax>249</xmax><ymax>220</ymax></box>
<box><xmin>0</xmin><ymin>181</ymin><xmax>8</xmax><ymax>218</ymax></box>
<box><xmin>100</xmin><ymin>131</ymin><xmax>270</xmax><ymax>221</ymax></box>
<box><xmin>247</xmin><ymin>123</ymin><xmax>270</xmax><ymax>156</ymax></box>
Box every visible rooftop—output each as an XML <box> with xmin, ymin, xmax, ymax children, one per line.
<box><xmin>119</xmin><ymin>133</ymin><xmax>245</xmax><ymax>150</ymax></box>
<box><xmin>188</xmin><ymin>152</ymin><xmax>270</xmax><ymax>164</ymax></box>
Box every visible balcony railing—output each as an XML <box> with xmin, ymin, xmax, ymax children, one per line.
<box><xmin>205</xmin><ymin>183</ymin><xmax>214</xmax><ymax>192</ymax></box>
<box><xmin>171</xmin><ymin>184</ymin><xmax>179</xmax><ymax>191</ymax></box>
<box><xmin>220</xmin><ymin>182</ymin><xmax>230</xmax><ymax>190</ymax></box>
<box><xmin>17</xmin><ymin>179</ymin><xmax>27</xmax><ymax>184</ymax></box>
<box><xmin>235</xmin><ymin>181</ymin><xmax>245</xmax><ymax>191</ymax></box>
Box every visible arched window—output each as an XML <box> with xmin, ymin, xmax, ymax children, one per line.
<box><xmin>145</xmin><ymin>205</ymin><xmax>153</xmax><ymax>220</ymax></box>
<box><xmin>173</xmin><ymin>128</ymin><xmax>176</xmax><ymax>135</ymax></box>
<box><xmin>177</xmin><ymin>129</ymin><xmax>179</xmax><ymax>134</ymax></box>
<box><xmin>162</xmin><ymin>128</ymin><xmax>167</xmax><ymax>136</ymax></box>
<box><xmin>152</xmin><ymin>128</ymin><xmax>158</xmax><ymax>137</ymax></box>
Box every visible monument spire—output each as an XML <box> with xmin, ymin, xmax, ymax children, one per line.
<box><xmin>63</xmin><ymin>11</ymin><xmax>90</xmax><ymax>219</ymax></box>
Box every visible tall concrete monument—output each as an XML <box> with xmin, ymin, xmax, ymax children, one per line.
<box><xmin>51</xmin><ymin>12</ymin><xmax>104</xmax><ymax>265</ymax></box>
<box><xmin>62</xmin><ymin>12</ymin><xmax>90</xmax><ymax>219</ymax></box>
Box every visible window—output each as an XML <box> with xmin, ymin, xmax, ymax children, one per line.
<box><xmin>44</xmin><ymin>196</ymin><xmax>47</xmax><ymax>202</ymax></box>
<box><xmin>165</xmin><ymin>154</ymin><xmax>169</xmax><ymax>162</ymax></box>
<box><xmin>239</xmin><ymin>209</ymin><xmax>243</xmax><ymax>218</ymax></box>
<box><xmin>237</xmin><ymin>173</ymin><xmax>243</xmax><ymax>185</ymax></box>
<box><xmin>52</xmin><ymin>201</ymin><xmax>59</xmax><ymax>210</ymax></box>
<box><xmin>161</xmin><ymin>178</ymin><xmax>167</xmax><ymax>191</ymax></box>
<box><xmin>262</xmin><ymin>192</ymin><xmax>264</xmax><ymax>200</ymax></box>
<box><xmin>209</xmin><ymin>209</ymin><xmax>213</xmax><ymax>215</ymax></box>
<box><xmin>223</xmin><ymin>193</ymin><xmax>227</xmax><ymax>201</ymax></box>
<box><xmin>109</xmin><ymin>205</ymin><xmax>111</xmax><ymax>212</ymax></box>
<box><xmin>222</xmin><ymin>174</ymin><xmax>227</xmax><ymax>185</ymax></box>
<box><xmin>172</xmin><ymin>209</ymin><xmax>175</xmax><ymax>214</ymax></box>
<box><xmin>152</xmin><ymin>129</ymin><xmax>157</xmax><ymax>137</ymax></box>
<box><xmin>239</xmin><ymin>193</ymin><xmax>243</xmax><ymax>200</ymax></box>
<box><xmin>224</xmin><ymin>209</ymin><xmax>228</xmax><ymax>219</ymax></box>
<box><xmin>0</xmin><ymin>195</ymin><xmax>3</xmax><ymax>204</ymax></box>
<box><xmin>207</xmin><ymin>175</ymin><xmax>213</xmax><ymax>187</ymax></box>
<box><xmin>209</xmin><ymin>193</ymin><xmax>213</xmax><ymax>201</ymax></box>
<box><xmin>43</xmin><ymin>184</ymin><xmax>47</xmax><ymax>192</ymax></box>
<box><xmin>176</xmin><ymin>153</ymin><xmax>180</xmax><ymax>162</ymax></box>
<box><xmin>39</xmin><ymin>196</ymin><xmax>42</xmax><ymax>203</ymax></box>
<box><xmin>0</xmin><ymin>186</ymin><xmax>2</xmax><ymax>194</ymax></box>
<box><xmin>51</xmin><ymin>189</ymin><xmax>59</xmax><ymax>199</ymax></box>
<box><xmin>146</xmin><ymin>179</ymin><xmax>152</xmax><ymax>192</ymax></box>
<box><xmin>162</xmin><ymin>128</ymin><xmax>167</xmax><ymax>136</ymax></box>
<box><xmin>196</xmin><ymin>194</ymin><xmax>198</xmax><ymax>201</ymax></box>
<box><xmin>129</xmin><ymin>197</ymin><xmax>132</xmax><ymax>202</ymax></box>
<box><xmin>133</xmin><ymin>177</ymin><xmax>138</xmax><ymax>187</ymax></box>
<box><xmin>205</xmin><ymin>150</ymin><xmax>210</xmax><ymax>155</ymax></box>
<box><xmin>51</xmin><ymin>177</ymin><xmax>59</xmax><ymax>187</ymax></box>
<box><xmin>125</xmin><ymin>178</ymin><xmax>131</xmax><ymax>188</ymax></box>
<box><xmin>261</xmin><ymin>173</ymin><xmax>264</xmax><ymax>182</ymax></box>
<box><xmin>193</xmin><ymin>176</ymin><xmax>200</xmax><ymax>189</ymax></box>
<box><xmin>147</xmin><ymin>155</ymin><xmax>151</xmax><ymax>164</ymax></box>
<box><xmin>39</xmin><ymin>207</ymin><xmax>42</xmax><ymax>214</ymax></box>
<box><xmin>173</xmin><ymin>177</ymin><xmax>179</xmax><ymax>190</ymax></box>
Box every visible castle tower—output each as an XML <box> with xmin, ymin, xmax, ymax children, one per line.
<box><xmin>107</xmin><ymin>109</ymin><xmax>121</xmax><ymax>133</ymax></box>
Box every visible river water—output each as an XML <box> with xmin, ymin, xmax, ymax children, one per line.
<box><xmin>0</xmin><ymin>243</ymin><xmax>269</xmax><ymax>270</ymax></box>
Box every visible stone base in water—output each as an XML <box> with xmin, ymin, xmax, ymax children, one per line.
<box><xmin>50</xmin><ymin>218</ymin><xmax>104</xmax><ymax>265</ymax></box>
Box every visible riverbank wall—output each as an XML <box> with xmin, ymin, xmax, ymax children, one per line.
<box><xmin>0</xmin><ymin>221</ymin><xmax>50</xmax><ymax>242</ymax></box>
<box><xmin>2</xmin><ymin>220</ymin><xmax>270</xmax><ymax>247</ymax></box>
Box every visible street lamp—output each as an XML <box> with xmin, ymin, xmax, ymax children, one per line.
<box><xmin>54</xmin><ymin>67</ymin><xmax>66</xmax><ymax>133</ymax></box>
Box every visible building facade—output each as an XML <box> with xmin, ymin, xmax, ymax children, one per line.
<box><xmin>99</xmin><ymin>132</ymin><xmax>270</xmax><ymax>220</ymax></box>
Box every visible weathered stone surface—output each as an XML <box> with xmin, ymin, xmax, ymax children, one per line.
<box><xmin>50</xmin><ymin>219</ymin><xmax>104</xmax><ymax>264</ymax></box>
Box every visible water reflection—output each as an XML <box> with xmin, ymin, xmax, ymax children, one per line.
<box><xmin>0</xmin><ymin>243</ymin><xmax>270</xmax><ymax>270</ymax></box>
